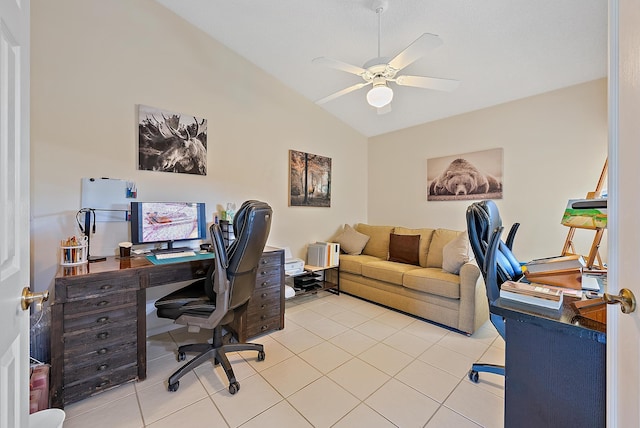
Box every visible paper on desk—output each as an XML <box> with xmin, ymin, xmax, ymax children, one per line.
<box><xmin>582</xmin><ymin>275</ymin><xmax>601</xmax><ymax>291</ymax></box>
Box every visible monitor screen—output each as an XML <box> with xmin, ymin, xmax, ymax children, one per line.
<box><xmin>130</xmin><ymin>202</ymin><xmax>207</xmax><ymax>248</ymax></box>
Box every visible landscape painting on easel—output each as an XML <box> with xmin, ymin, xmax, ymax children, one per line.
<box><xmin>289</xmin><ymin>150</ymin><xmax>332</xmax><ymax>207</ymax></box>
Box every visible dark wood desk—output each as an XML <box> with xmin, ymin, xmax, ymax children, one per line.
<box><xmin>50</xmin><ymin>248</ymin><xmax>284</xmax><ymax>408</ymax></box>
<box><xmin>492</xmin><ymin>297</ymin><xmax>606</xmax><ymax>428</ymax></box>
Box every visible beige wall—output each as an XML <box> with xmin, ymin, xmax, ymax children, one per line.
<box><xmin>30</xmin><ymin>1</ymin><xmax>607</xmax><ymax>296</ymax></box>
<box><xmin>368</xmin><ymin>79</ymin><xmax>608</xmax><ymax>262</ymax></box>
<box><xmin>30</xmin><ymin>0</ymin><xmax>368</xmax><ymax>293</ymax></box>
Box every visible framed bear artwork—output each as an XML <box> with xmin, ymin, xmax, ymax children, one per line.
<box><xmin>426</xmin><ymin>148</ymin><xmax>503</xmax><ymax>201</ymax></box>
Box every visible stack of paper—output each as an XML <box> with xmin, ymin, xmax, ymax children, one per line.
<box><xmin>500</xmin><ymin>281</ymin><xmax>564</xmax><ymax>310</ymax></box>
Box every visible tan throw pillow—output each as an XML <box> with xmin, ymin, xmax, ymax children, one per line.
<box><xmin>388</xmin><ymin>234</ymin><xmax>420</xmax><ymax>265</ymax></box>
<box><xmin>334</xmin><ymin>224</ymin><xmax>370</xmax><ymax>255</ymax></box>
<box><xmin>442</xmin><ymin>232</ymin><xmax>472</xmax><ymax>274</ymax></box>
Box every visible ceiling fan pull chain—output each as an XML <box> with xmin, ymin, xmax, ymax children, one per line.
<box><xmin>377</xmin><ymin>6</ymin><xmax>382</xmax><ymax>58</ymax></box>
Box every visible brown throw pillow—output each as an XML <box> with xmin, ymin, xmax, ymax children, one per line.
<box><xmin>388</xmin><ymin>233</ymin><xmax>420</xmax><ymax>265</ymax></box>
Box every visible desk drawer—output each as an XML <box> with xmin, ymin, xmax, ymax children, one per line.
<box><xmin>245</xmin><ymin>317</ymin><xmax>281</xmax><ymax>339</ymax></box>
<box><xmin>255</xmin><ymin>272</ymin><xmax>281</xmax><ymax>292</ymax></box>
<box><xmin>64</xmin><ymin>319</ymin><xmax>137</xmax><ymax>349</ymax></box>
<box><xmin>63</xmin><ymin>364</ymin><xmax>138</xmax><ymax>405</ymax></box>
<box><xmin>257</xmin><ymin>253</ymin><xmax>282</xmax><ymax>271</ymax></box>
<box><xmin>64</xmin><ymin>333</ymin><xmax>137</xmax><ymax>365</ymax></box>
<box><xmin>64</xmin><ymin>273</ymin><xmax>139</xmax><ymax>300</ymax></box>
<box><xmin>64</xmin><ymin>348</ymin><xmax>137</xmax><ymax>385</ymax></box>
<box><xmin>63</xmin><ymin>304</ymin><xmax>137</xmax><ymax>333</ymax></box>
<box><xmin>64</xmin><ymin>292</ymin><xmax>137</xmax><ymax>315</ymax></box>
<box><xmin>147</xmin><ymin>261</ymin><xmax>209</xmax><ymax>287</ymax></box>
<box><xmin>249</xmin><ymin>287</ymin><xmax>280</xmax><ymax>309</ymax></box>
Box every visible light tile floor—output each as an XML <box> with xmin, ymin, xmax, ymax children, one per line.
<box><xmin>63</xmin><ymin>292</ymin><xmax>505</xmax><ymax>427</ymax></box>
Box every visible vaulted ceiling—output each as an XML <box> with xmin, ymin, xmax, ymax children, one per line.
<box><xmin>155</xmin><ymin>0</ymin><xmax>607</xmax><ymax>137</ymax></box>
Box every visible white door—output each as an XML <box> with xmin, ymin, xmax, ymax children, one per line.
<box><xmin>607</xmin><ymin>0</ymin><xmax>640</xmax><ymax>426</ymax></box>
<box><xmin>0</xmin><ymin>0</ymin><xmax>30</xmax><ymax>426</ymax></box>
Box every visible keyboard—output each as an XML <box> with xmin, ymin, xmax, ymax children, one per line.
<box><xmin>154</xmin><ymin>250</ymin><xmax>196</xmax><ymax>260</ymax></box>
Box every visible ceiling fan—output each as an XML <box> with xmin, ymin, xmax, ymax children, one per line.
<box><xmin>313</xmin><ymin>0</ymin><xmax>459</xmax><ymax>113</ymax></box>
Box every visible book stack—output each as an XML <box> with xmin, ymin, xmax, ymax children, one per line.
<box><xmin>500</xmin><ymin>281</ymin><xmax>564</xmax><ymax>310</ymax></box>
<box><xmin>524</xmin><ymin>254</ymin><xmax>585</xmax><ymax>289</ymax></box>
<box><xmin>307</xmin><ymin>242</ymin><xmax>340</xmax><ymax>268</ymax></box>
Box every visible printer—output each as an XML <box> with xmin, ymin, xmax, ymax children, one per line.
<box><xmin>283</xmin><ymin>247</ymin><xmax>305</xmax><ymax>276</ymax></box>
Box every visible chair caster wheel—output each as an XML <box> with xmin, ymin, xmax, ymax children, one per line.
<box><xmin>228</xmin><ymin>381</ymin><xmax>240</xmax><ymax>395</ymax></box>
<box><xmin>168</xmin><ymin>381</ymin><xmax>179</xmax><ymax>392</ymax></box>
<box><xmin>257</xmin><ymin>351</ymin><xmax>266</xmax><ymax>361</ymax></box>
<box><xmin>468</xmin><ymin>370</ymin><xmax>479</xmax><ymax>383</ymax></box>
<box><xmin>177</xmin><ymin>352</ymin><xmax>186</xmax><ymax>361</ymax></box>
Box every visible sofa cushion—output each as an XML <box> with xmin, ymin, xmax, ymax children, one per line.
<box><xmin>394</xmin><ymin>227</ymin><xmax>435</xmax><ymax>268</ymax></box>
<box><xmin>426</xmin><ymin>229</ymin><xmax>463</xmax><ymax>268</ymax></box>
<box><xmin>442</xmin><ymin>231</ymin><xmax>472</xmax><ymax>274</ymax></box>
<box><xmin>403</xmin><ymin>268</ymin><xmax>461</xmax><ymax>299</ymax></box>
<box><xmin>339</xmin><ymin>254</ymin><xmax>383</xmax><ymax>275</ymax></box>
<box><xmin>388</xmin><ymin>234</ymin><xmax>420</xmax><ymax>265</ymax></box>
<box><xmin>355</xmin><ymin>224</ymin><xmax>394</xmax><ymax>259</ymax></box>
<box><xmin>361</xmin><ymin>261</ymin><xmax>417</xmax><ymax>286</ymax></box>
<box><xmin>334</xmin><ymin>224</ymin><xmax>370</xmax><ymax>255</ymax></box>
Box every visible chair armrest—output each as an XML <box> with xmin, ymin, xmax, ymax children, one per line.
<box><xmin>505</xmin><ymin>223</ymin><xmax>520</xmax><ymax>251</ymax></box>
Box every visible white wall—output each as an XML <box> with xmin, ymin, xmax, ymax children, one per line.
<box><xmin>30</xmin><ymin>1</ymin><xmax>608</xmax><ymax>297</ymax></box>
<box><xmin>30</xmin><ymin>0</ymin><xmax>368</xmax><ymax>293</ymax></box>
<box><xmin>368</xmin><ymin>79</ymin><xmax>608</xmax><ymax>262</ymax></box>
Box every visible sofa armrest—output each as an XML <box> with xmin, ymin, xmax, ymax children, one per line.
<box><xmin>457</xmin><ymin>260</ymin><xmax>489</xmax><ymax>334</ymax></box>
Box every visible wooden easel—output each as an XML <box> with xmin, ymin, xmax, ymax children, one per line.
<box><xmin>561</xmin><ymin>158</ymin><xmax>608</xmax><ymax>269</ymax></box>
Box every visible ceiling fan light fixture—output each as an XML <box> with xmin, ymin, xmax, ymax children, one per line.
<box><xmin>367</xmin><ymin>82</ymin><xmax>393</xmax><ymax>108</ymax></box>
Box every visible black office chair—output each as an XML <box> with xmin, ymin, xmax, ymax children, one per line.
<box><xmin>154</xmin><ymin>200</ymin><xmax>272</xmax><ymax>394</ymax></box>
<box><xmin>466</xmin><ymin>200</ymin><xmax>523</xmax><ymax>382</ymax></box>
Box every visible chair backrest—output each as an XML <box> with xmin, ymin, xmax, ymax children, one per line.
<box><xmin>466</xmin><ymin>200</ymin><xmax>523</xmax><ymax>304</ymax></box>
<box><xmin>205</xmin><ymin>200</ymin><xmax>272</xmax><ymax>310</ymax></box>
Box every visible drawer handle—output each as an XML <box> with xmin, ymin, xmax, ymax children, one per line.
<box><xmin>97</xmin><ymin>300</ymin><xmax>109</xmax><ymax>307</ymax></box>
<box><xmin>261</xmin><ymin>259</ymin><xmax>267</xmax><ymax>264</ymax></box>
<box><xmin>261</xmin><ymin>315</ymin><xmax>267</xmax><ymax>320</ymax></box>
<box><xmin>261</xmin><ymin>304</ymin><xmax>266</xmax><ymax>309</ymax></box>
<box><xmin>97</xmin><ymin>316</ymin><xmax>109</xmax><ymax>323</ymax></box>
<box><xmin>97</xmin><ymin>364</ymin><xmax>108</xmax><ymax>371</ymax></box>
<box><xmin>260</xmin><ymin>271</ymin><xmax>267</xmax><ymax>275</ymax></box>
<box><xmin>100</xmin><ymin>284</ymin><xmax>112</xmax><ymax>290</ymax></box>
<box><xmin>261</xmin><ymin>282</ymin><xmax>268</xmax><ymax>287</ymax></box>
<box><xmin>96</xmin><ymin>380</ymin><xmax>110</xmax><ymax>388</ymax></box>
<box><xmin>261</xmin><ymin>325</ymin><xmax>268</xmax><ymax>331</ymax></box>
<box><xmin>97</xmin><ymin>348</ymin><xmax>108</xmax><ymax>355</ymax></box>
<box><xmin>261</xmin><ymin>293</ymin><xmax>267</xmax><ymax>298</ymax></box>
<box><xmin>97</xmin><ymin>332</ymin><xmax>109</xmax><ymax>340</ymax></box>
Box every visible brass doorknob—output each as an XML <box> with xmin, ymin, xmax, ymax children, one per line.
<box><xmin>21</xmin><ymin>287</ymin><xmax>49</xmax><ymax>311</ymax></box>
<box><xmin>604</xmin><ymin>288</ymin><xmax>636</xmax><ymax>314</ymax></box>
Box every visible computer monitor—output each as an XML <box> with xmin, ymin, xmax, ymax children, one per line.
<box><xmin>130</xmin><ymin>202</ymin><xmax>207</xmax><ymax>251</ymax></box>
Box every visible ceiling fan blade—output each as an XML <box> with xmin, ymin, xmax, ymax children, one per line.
<box><xmin>388</xmin><ymin>33</ymin><xmax>443</xmax><ymax>72</ymax></box>
<box><xmin>395</xmin><ymin>75</ymin><xmax>460</xmax><ymax>91</ymax></box>
<box><xmin>316</xmin><ymin>82</ymin><xmax>370</xmax><ymax>104</ymax></box>
<box><xmin>377</xmin><ymin>104</ymin><xmax>392</xmax><ymax>115</ymax></box>
<box><xmin>312</xmin><ymin>57</ymin><xmax>366</xmax><ymax>76</ymax></box>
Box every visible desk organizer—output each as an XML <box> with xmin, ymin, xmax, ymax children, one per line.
<box><xmin>60</xmin><ymin>243</ymin><xmax>88</xmax><ymax>266</ymax></box>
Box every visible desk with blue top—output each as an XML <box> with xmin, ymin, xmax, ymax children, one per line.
<box><xmin>50</xmin><ymin>248</ymin><xmax>284</xmax><ymax>408</ymax></box>
<box><xmin>492</xmin><ymin>297</ymin><xmax>606</xmax><ymax>428</ymax></box>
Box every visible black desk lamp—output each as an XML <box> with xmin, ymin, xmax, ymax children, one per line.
<box><xmin>78</xmin><ymin>207</ymin><xmax>131</xmax><ymax>262</ymax></box>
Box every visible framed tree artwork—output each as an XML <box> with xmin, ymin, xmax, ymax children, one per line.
<box><xmin>289</xmin><ymin>150</ymin><xmax>332</xmax><ymax>207</ymax></box>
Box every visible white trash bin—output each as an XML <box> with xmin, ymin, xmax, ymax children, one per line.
<box><xmin>29</xmin><ymin>408</ymin><xmax>66</xmax><ymax>428</ymax></box>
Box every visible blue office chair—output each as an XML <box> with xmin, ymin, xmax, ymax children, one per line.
<box><xmin>155</xmin><ymin>200</ymin><xmax>272</xmax><ymax>394</ymax></box>
<box><xmin>466</xmin><ymin>200</ymin><xmax>523</xmax><ymax>382</ymax></box>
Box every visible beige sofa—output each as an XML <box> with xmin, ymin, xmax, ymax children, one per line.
<box><xmin>335</xmin><ymin>224</ymin><xmax>488</xmax><ymax>335</ymax></box>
